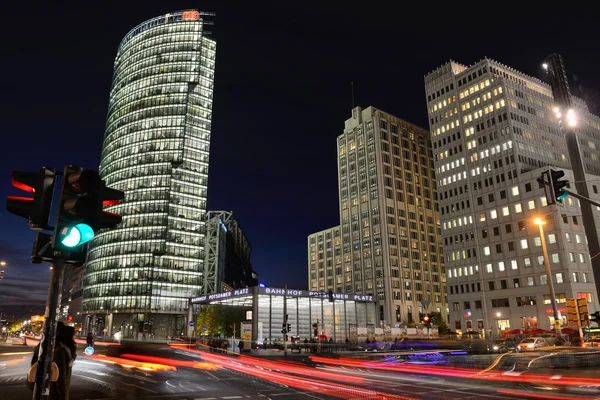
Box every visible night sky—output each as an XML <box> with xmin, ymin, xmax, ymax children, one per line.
<box><xmin>1</xmin><ymin>2</ymin><xmax>599</xmax><ymax>318</ymax></box>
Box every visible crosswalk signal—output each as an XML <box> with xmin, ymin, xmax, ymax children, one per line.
<box><xmin>550</xmin><ymin>169</ymin><xmax>569</xmax><ymax>202</ymax></box>
<box><xmin>6</xmin><ymin>168</ymin><xmax>56</xmax><ymax>230</ymax></box>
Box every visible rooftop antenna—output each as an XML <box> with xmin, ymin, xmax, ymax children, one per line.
<box><xmin>351</xmin><ymin>81</ymin><xmax>355</xmax><ymax>109</ymax></box>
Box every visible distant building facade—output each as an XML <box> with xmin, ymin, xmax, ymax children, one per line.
<box><xmin>204</xmin><ymin>211</ymin><xmax>258</xmax><ymax>293</ymax></box>
<box><xmin>424</xmin><ymin>58</ymin><xmax>600</xmax><ymax>334</ymax></box>
<box><xmin>309</xmin><ymin>107</ymin><xmax>447</xmax><ymax>327</ymax></box>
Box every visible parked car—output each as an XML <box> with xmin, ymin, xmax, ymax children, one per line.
<box><xmin>582</xmin><ymin>338</ymin><xmax>600</xmax><ymax>348</ymax></box>
<box><xmin>517</xmin><ymin>337</ymin><xmax>548</xmax><ymax>352</ymax></box>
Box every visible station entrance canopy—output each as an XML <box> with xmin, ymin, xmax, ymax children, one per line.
<box><xmin>191</xmin><ymin>286</ymin><xmax>377</xmax><ymax>343</ymax></box>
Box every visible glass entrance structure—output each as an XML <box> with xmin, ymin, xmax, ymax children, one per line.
<box><xmin>83</xmin><ymin>10</ymin><xmax>216</xmax><ymax>340</ymax></box>
<box><xmin>192</xmin><ymin>287</ymin><xmax>377</xmax><ymax>342</ymax></box>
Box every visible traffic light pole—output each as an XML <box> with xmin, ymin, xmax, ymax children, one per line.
<box><xmin>283</xmin><ymin>284</ymin><xmax>287</xmax><ymax>356</ymax></box>
<box><xmin>545</xmin><ymin>54</ymin><xmax>600</xmax><ymax>302</ymax></box>
<box><xmin>33</xmin><ymin>256</ymin><xmax>65</xmax><ymax>400</ymax></box>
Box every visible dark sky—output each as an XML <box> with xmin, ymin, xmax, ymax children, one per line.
<box><xmin>1</xmin><ymin>2</ymin><xmax>599</xmax><ymax>318</ymax></box>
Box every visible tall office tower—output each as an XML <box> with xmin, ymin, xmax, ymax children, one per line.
<box><xmin>309</xmin><ymin>107</ymin><xmax>447</xmax><ymax>326</ymax></box>
<box><xmin>204</xmin><ymin>211</ymin><xmax>258</xmax><ymax>294</ymax></box>
<box><xmin>425</xmin><ymin>59</ymin><xmax>600</xmax><ymax>335</ymax></box>
<box><xmin>83</xmin><ymin>10</ymin><xmax>216</xmax><ymax>339</ymax></box>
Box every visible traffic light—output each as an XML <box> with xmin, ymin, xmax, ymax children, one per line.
<box><xmin>550</xmin><ymin>169</ymin><xmax>569</xmax><ymax>202</ymax></box>
<box><xmin>54</xmin><ymin>166</ymin><xmax>124</xmax><ymax>254</ymax></box>
<box><xmin>590</xmin><ymin>311</ymin><xmax>600</xmax><ymax>324</ymax></box>
<box><xmin>287</xmin><ymin>323</ymin><xmax>291</xmax><ymax>333</ymax></box>
<box><xmin>281</xmin><ymin>323</ymin><xmax>287</xmax><ymax>334</ymax></box>
<box><xmin>6</xmin><ymin>168</ymin><xmax>56</xmax><ymax>230</ymax></box>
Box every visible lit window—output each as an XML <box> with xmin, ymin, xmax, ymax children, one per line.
<box><xmin>556</xmin><ymin>272</ymin><xmax>563</xmax><ymax>283</ymax></box>
<box><xmin>514</xmin><ymin>203</ymin><xmax>522</xmax><ymax>213</ymax></box>
<box><xmin>502</xmin><ymin>207</ymin><xmax>510</xmax><ymax>216</ymax></box>
<box><xmin>548</xmin><ymin>234</ymin><xmax>556</xmax><ymax>244</ymax></box>
<box><xmin>524</xmin><ymin>257</ymin><xmax>532</xmax><ymax>267</ymax></box>
<box><xmin>534</xmin><ymin>237</ymin><xmax>542</xmax><ymax>246</ymax></box>
<box><xmin>528</xmin><ymin>200</ymin><xmax>536</xmax><ymax>210</ymax></box>
<box><xmin>498</xmin><ymin>261</ymin><xmax>505</xmax><ymax>271</ymax></box>
<box><xmin>575</xmin><ymin>234</ymin><xmax>582</xmax><ymax>244</ymax></box>
<box><xmin>479</xmin><ymin>212</ymin><xmax>486</xmax><ymax>222</ymax></box>
<box><xmin>579</xmin><ymin>253</ymin><xmax>585</xmax><ymax>263</ymax></box>
<box><xmin>490</xmin><ymin>210</ymin><xmax>498</xmax><ymax>219</ymax></box>
<box><xmin>540</xmin><ymin>275</ymin><xmax>548</xmax><ymax>285</ymax></box>
<box><xmin>572</xmin><ymin>272</ymin><xmax>579</xmax><ymax>283</ymax></box>
<box><xmin>540</xmin><ymin>196</ymin><xmax>548</xmax><ymax>207</ymax></box>
<box><xmin>486</xmin><ymin>263</ymin><xmax>493</xmax><ymax>273</ymax></box>
<box><xmin>484</xmin><ymin>246</ymin><xmax>491</xmax><ymax>256</ymax></box>
<box><xmin>512</xmin><ymin>186</ymin><xmax>519</xmax><ymax>196</ymax></box>
<box><xmin>511</xmin><ymin>260</ymin><xmax>518</xmax><ymax>270</ymax></box>
<box><xmin>552</xmin><ymin>253</ymin><xmax>560</xmax><ymax>263</ymax></box>
<box><xmin>578</xmin><ymin>292</ymin><xmax>593</xmax><ymax>303</ymax></box>
<box><xmin>520</xmin><ymin>239</ymin><xmax>528</xmax><ymax>249</ymax></box>
<box><xmin>565</xmin><ymin>233</ymin><xmax>572</xmax><ymax>243</ymax></box>
<box><xmin>527</xmin><ymin>277</ymin><xmax>534</xmax><ymax>286</ymax></box>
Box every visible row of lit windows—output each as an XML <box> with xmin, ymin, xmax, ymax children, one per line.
<box><xmin>429</xmin><ymin>95</ymin><xmax>457</xmax><ymax>113</ymax></box>
<box><xmin>458</xmin><ymin>78</ymin><xmax>492</xmax><ymax>99</ymax></box>
<box><xmin>443</xmin><ymin>215</ymin><xmax>474</xmax><ymax>230</ymax></box>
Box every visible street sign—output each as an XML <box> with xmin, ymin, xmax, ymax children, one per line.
<box><xmin>189</xmin><ymin>321</ymin><xmax>195</xmax><ymax>327</ymax></box>
<box><xmin>202</xmin><ymin>325</ymin><xmax>208</xmax><ymax>332</ymax></box>
<box><xmin>84</xmin><ymin>346</ymin><xmax>94</xmax><ymax>356</ymax></box>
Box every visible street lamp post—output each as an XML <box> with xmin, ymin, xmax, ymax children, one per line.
<box><xmin>534</xmin><ymin>217</ymin><xmax>561</xmax><ymax>332</ymax></box>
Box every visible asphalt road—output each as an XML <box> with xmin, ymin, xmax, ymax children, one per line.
<box><xmin>2</xmin><ymin>341</ymin><xmax>600</xmax><ymax>400</ymax></box>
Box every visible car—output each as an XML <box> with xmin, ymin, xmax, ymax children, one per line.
<box><xmin>516</xmin><ymin>337</ymin><xmax>548</xmax><ymax>352</ymax></box>
<box><xmin>491</xmin><ymin>339</ymin><xmax>517</xmax><ymax>353</ymax></box>
<box><xmin>582</xmin><ymin>338</ymin><xmax>600</xmax><ymax>348</ymax></box>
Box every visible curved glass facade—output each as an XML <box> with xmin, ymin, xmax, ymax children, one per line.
<box><xmin>83</xmin><ymin>10</ymin><xmax>216</xmax><ymax>338</ymax></box>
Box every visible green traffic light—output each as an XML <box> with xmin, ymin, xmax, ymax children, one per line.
<box><xmin>557</xmin><ymin>192</ymin><xmax>569</xmax><ymax>201</ymax></box>
<box><xmin>60</xmin><ymin>223</ymin><xmax>95</xmax><ymax>247</ymax></box>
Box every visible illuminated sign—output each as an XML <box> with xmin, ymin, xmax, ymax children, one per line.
<box><xmin>545</xmin><ymin>307</ymin><xmax>567</xmax><ymax>314</ymax></box>
<box><xmin>191</xmin><ymin>287</ymin><xmax>374</xmax><ymax>304</ymax></box>
<box><xmin>182</xmin><ymin>10</ymin><xmax>199</xmax><ymax>21</ymax></box>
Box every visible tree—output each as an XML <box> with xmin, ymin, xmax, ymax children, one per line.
<box><xmin>432</xmin><ymin>312</ymin><xmax>449</xmax><ymax>334</ymax></box>
<box><xmin>196</xmin><ymin>305</ymin><xmax>224</xmax><ymax>336</ymax></box>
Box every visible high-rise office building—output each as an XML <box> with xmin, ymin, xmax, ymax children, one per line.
<box><xmin>425</xmin><ymin>59</ymin><xmax>600</xmax><ymax>335</ymax></box>
<box><xmin>308</xmin><ymin>107</ymin><xmax>447</xmax><ymax>326</ymax></box>
<box><xmin>204</xmin><ymin>210</ymin><xmax>258</xmax><ymax>294</ymax></box>
<box><xmin>83</xmin><ymin>10</ymin><xmax>216</xmax><ymax>339</ymax></box>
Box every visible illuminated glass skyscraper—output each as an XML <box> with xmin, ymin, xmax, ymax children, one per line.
<box><xmin>82</xmin><ymin>10</ymin><xmax>216</xmax><ymax>339</ymax></box>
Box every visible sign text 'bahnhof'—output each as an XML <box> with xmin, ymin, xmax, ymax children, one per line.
<box><xmin>191</xmin><ymin>287</ymin><xmax>374</xmax><ymax>304</ymax></box>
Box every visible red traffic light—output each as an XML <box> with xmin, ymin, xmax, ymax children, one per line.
<box><xmin>6</xmin><ymin>168</ymin><xmax>56</xmax><ymax>230</ymax></box>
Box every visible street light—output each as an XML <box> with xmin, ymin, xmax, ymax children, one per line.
<box><xmin>533</xmin><ymin>217</ymin><xmax>561</xmax><ymax>332</ymax></box>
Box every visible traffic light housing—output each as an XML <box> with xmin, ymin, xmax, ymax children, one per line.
<box><xmin>54</xmin><ymin>166</ymin><xmax>124</xmax><ymax>255</ymax></box>
<box><xmin>281</xmin><ymin>323</ymin><xmax>287</xmax><ymax>334</ymax></box>
<box><xmin>590</xmin><ymin>311</ymin><xmax>600</xmax><ymax>324</ymax></box>
<box><xmin>6</xmin><ymin>168</ymin><xmax>56</xmax><ymax>230</ymax></box>
<box><xmin>550</xmin><ymin>169</ymin><xmax>569</xmax><ymax>202</ymax></box>
<box><xmin>287</xmin><ymin>323</ymin><xmax>291</xmax><ymax>333</ymax></box>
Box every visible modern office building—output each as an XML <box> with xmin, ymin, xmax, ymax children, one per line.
<box><xmin>424</xmin><ymin>58</ymin><xmax>600</xmax><ymax>334</ymax></box>
<box><xmin>83</xmin><ymin>10</ymin><xmax>216</xmax><ymax>339</ymax></box>
<box><xmin>60</xmin><ymin>264</ymin><xmax>85</xmax><ymax>332</ymax></box>
<box><xmin>308</xmin><ymin>107</ymin><xmax>447</xmax><ymax>327</ymax></box>
<box><xmin>204</xmin><ymin>211</ymin><xmax>258</xmax><ymax>294</ymax></box>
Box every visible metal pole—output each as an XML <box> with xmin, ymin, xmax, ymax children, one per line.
<box><xmin>33</xmin><ymin>257</ymin><xmax>65</xmax><ymax>400</ymax></box>
<box><xmin>546</xmin><ymin>54</ymin><xmax>600</xmax><ymax>299</ymax></box>
<box><xmin>539</xmin><ymin>223</ymin><xmax>561</xmax><ymax>331</ymax></box>
<box><xmin>283</xmin><ymin>284</ymin><xmax>288</xmax><ymax>356</ymax></box>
